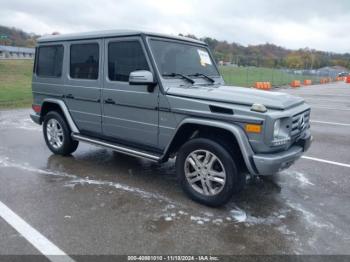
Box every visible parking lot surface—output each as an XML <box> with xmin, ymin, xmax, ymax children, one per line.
<box><xmin>0</xmin><ymin>82</ymin><xmax>349</xmax><ymax>258</ymax></box>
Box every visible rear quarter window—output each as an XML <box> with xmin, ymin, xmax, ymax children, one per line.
<box><xmin>36</xmin><ymin>45</ymin><xmax>64</xmax><ymax>78</ymax></box>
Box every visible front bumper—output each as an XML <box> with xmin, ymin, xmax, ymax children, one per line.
<box><xmin>252</xmin><ymin>130</ymin><xmax>312</xmax><ymax>175</ymax></box>
<box><xmin>30</xmin><ymin>113</ymin><xmax>41</xmax><ymax>125</ymax></box>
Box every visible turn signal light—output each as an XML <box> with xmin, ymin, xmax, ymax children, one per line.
<box><xmin>245</xmin><ymin>124</ymin><xmax>261</xmax><ymax>133</ymax></box>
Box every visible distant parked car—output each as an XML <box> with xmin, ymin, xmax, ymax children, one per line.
<box><xmin>338</xmin><ymin>72</ymin><xmax>349</xmax><ymax>77</ymax></box>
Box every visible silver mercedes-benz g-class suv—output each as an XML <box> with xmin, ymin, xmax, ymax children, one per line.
<box><xmin>30</xmin><ymin>30</ymin><xmax>312</xmax><ymax>206</ymax></box>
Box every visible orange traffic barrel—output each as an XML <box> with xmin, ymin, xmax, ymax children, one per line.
<box><xmin>336</xmin><ymin>76</ymin><xmax>345</xmax><ymax>81</ymax></box>
<box><xmin>303</xmin><ymin>79</ymin><xmax>312</xmax><ymax>85</ymax></box>
<box><xmin>255</xmin><ymin>82</ymin><xmax>271</xmax><ymax>90</ymax></box>
<box><xmin>320</xmin><ymin>78</ymin><xmax>327</xmax><ymax>84</ymax></box>
<box><xmin>290</xmin><ymin>80</ymin><xmax>301</xmax><ymax>88</ymax></box>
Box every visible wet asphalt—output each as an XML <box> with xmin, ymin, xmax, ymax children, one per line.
<box><xmin>0</xmin><ymin>82</ymin><xmax>349</xmax><ymax>256</ymax></box>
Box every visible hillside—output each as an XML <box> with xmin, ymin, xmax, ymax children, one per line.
<box><xmin>0</xmin><ymin>25</ymin><xmax>349</xmax><ymax>70</ymax></box>
<box><xmin>183</xmin><ymin>35</ymin><xmax>350</xmax><ymax>70</ymax></box>
<box><xmin>0</xmin><ymin>25</ymin><xmax>39</xmax><ymax>47</ymax></box>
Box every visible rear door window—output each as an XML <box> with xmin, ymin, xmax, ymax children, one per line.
<box><xmin>70</xmin><ymin>43</ymin><xmax>99</xmax><ymax>80</ymax></box>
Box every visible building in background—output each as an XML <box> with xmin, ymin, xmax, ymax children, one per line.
<box><xmin>0</xmin><ymin>45</ymin><xmax>35</xmax><ymax>59</ymax></box>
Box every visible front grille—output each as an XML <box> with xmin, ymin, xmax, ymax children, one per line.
<box><xmin>291</xmin><ymin>109</ymin><xmax>310</xmax><ymax>137</ymax></box>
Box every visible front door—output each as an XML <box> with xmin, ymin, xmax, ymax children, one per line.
<box><xmin>102</xmin><ymin>37</ymin><xmax>159</xmax><ymax>149</ymax></box>
<box><xmin>64</xmin><ymin>40</ymin><xmax>102</xmax><ymax>135</ymax></box>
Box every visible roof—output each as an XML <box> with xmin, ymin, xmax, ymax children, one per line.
<box><xmin>37</xmin><ymin>29</ymin><xmax>206</xmax><ymax>45</ymax></box>
<box><xmin>0</xmin><ymin>45</ymin><xmax>35</xmax><ymax>53</ymax></box>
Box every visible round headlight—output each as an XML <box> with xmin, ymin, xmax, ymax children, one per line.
<box><xmin>273</xmin><ymin>120</ymin><xmax>281</xmax><ymax>138</ymax></box>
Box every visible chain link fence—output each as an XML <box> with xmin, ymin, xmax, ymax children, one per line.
<box><xmin>219</xmin><ymin>66</ymin><xmax>346</xmax><ymax>87</ymax></box>
<box><xmin>217</xmin><ymin>54</ymin><xmax>348</xmax><ymax>87</ymax></box>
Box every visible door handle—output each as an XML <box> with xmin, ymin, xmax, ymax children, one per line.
<box><xmin>104</xmin><ymin>98</ymin><xmax>116</xmax><ymax>104</ymax></box>
<box><xmin>65</xmin><ymin>94</ymin><xmax>75</xmax><ymax>99</ymax></box>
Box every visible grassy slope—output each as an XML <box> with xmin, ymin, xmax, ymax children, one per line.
<box><xmin>0</xmin><ymin>60</ymin><xmax>33</xmax><ymax>108</ymax></box>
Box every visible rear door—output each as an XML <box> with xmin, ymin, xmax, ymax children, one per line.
<box><xmin>32</xmin><ymin>43</ymin><xmax>65</xmax><ymax>104</ymax></box>
<box><xmin>64</xmin><ymin>40</ymin><xmax>102</xmax><ymax>135</ymax></box>
<box><xmin>102</xmin><ymin>37</ymin><xmax>159</xmax><ymax>149</ymax></box>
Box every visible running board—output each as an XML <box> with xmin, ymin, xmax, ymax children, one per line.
<box><xmin>71</xmin><ymin>133</ymin><xmax>161</xmax><ymax>162</ymax></box>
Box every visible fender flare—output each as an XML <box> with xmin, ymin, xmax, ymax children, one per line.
<box><xmin>41</xmin><ymin>98</ymin><xmax>80</xmax><ymax>133</ymax></box>
<box><xmin>162</xmin><ymin>118</ymin><xmax>258</xmax><ymax>175</ymax></box>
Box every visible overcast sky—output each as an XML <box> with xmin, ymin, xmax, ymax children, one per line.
<box><xmin>0</xmin><ymin>0</ymin><xmax>349</xmax><ymax>53</ymax></box>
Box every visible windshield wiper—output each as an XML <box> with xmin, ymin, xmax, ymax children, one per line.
<box><xmin>162</xmin><ymin>73</ymin><xmax>195</xmax><ymax>84</ymax></box>
<box><xmin>188</xmin><ymin>73</ymin><xmax>215</xmax><ymax>83</ymax></box>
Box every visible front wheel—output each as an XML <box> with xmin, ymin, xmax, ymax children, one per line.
<box><xmin>176</xmin><ymin>138</ymin><xmax>243</xmax><ymax>207</ymax></box>
<box><xmin>43</xmin><ymin>111</ymin><xmax>79</xmax><ymax>156</ymax></box>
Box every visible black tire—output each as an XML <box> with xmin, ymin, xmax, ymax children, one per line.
<box><xmin>176</xmin><ymin>138</ymin><xmax>244</xmax><ymax>207</ymax></box>
<box><xmin>206</xmin><ymin>136</ymin><xmax>247</xmax><ymax>194</ymax></box>
<box><xmin>43</xmin><ymin>111</ymin><xmax>79</xmax><ymax>156</ymax></box>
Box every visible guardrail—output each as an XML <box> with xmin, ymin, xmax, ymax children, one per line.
<box><xmin>253</xmin><ymin>76</ymin><xmax>349</xmax><ymax>90</ymax></box>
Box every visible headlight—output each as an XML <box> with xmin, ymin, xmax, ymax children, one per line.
<box><xmin>272</xmin><ymin>119</ymin><xmax>291</xmax><ymax>146</ymax></box>
<box><xmin>273</xmin><ymin>119</ymin><xmax>281</xmax><ymax>138</ymax></box>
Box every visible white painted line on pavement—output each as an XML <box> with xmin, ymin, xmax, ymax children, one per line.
<box><xmin>0</xmin><ymin>201</ymin><xmax>74</xmax><ymax>262</ymax></box>
<box><xmin>311</xmin><ymin>106</ymin><xmax>350</xmax><ymax>111</ymax></box>
<box><xmin>300</xmin><ymin>94</ymin><xmax>350</xmax><ymax>98</ymax></box>
<box><xmin>311</xmin><ymin>120</ymin><xmax>350</xmax><ymax>127</ymax></box>
<box><xmin>302</xmin><ymin>156</ymin><xmax>350</xmax><ymax>168</ymax></box>
<box><xmin>305</xmin><ymin>98</ymin><xmax>350</xmax><ymax>103</ymax></box>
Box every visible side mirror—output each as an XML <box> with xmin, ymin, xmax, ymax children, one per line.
<box><xmin>129</xmin><ymin>70</ymin><xmax>157</xmax><ymax>85</ymax></box>
<box><xmin>129</xmin><ymin>70</ymin><xmax>157</xmax><ymax>92</ymax></box>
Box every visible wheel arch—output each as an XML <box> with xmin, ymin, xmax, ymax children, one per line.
<box><xmin>161</xmin><ymin>118</ymin><xmax>258</xmax><ymax>175</ymax></box>
<box><xmin>40</xmin><ymin>99</ymin><xmax>79</xmax><ymax>133</ymax></box>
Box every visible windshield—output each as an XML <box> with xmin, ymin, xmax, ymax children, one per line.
<box><xmin>149</xmin><ymin>39</ymin><xmax>220</xmax><ymax>77</ymax></box>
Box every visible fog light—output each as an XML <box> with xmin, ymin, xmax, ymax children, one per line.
<box><xmin>272</xmin><ymin>137</ymin><xmax>291</xmax><ymax>146</ymax></box>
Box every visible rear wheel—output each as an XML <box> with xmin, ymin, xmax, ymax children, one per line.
<box><xmin>176</xmin><ymin>138</ymin><xmax>244</xmax><ymax>207</ymax></box>
<box><xmin>43</xmin><ymin>111</ymin><xmax>79</xmax><ymax>156</ymax></box>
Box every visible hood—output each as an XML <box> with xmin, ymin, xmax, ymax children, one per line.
<box><xmin>166</xmin><ymin>85</ymin><xmax>304</xmax><ymax>110</ymax></box>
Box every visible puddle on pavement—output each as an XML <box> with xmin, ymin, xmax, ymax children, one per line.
<box><xmin>0</xmin><ymin>151</ymin><xmax>294</xmax><ymax>227</ymax></box>
<box><xmin>0</xmin><ymin>109</ymin><xmax>41</xmax><ymax>131</ymax></box>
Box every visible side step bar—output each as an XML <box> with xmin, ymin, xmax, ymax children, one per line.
<box><xmin>71</xmin><ymin>133</ymin><xmax>161</xmax><ymax>162</ymax></box>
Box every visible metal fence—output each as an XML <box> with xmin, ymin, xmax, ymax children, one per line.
<box><xmin>219</xmin><ymin>65</ymin><xmax>347</xmax><ymax>87</ymax></box>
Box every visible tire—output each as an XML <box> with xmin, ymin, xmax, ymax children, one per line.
<box><xmin>176</xmin><ymin>138</ymin><xmax>244</xmax><ymax>207</ymax></box>
<box><xmin>43</xmin><ymin>111</ymin><xmax>79</xmax><ymax>156</ymax></box>
<box><xmin>206</xmin><ymin>136</ymin><xmax>246</xmax><ymax>194</ymax></box>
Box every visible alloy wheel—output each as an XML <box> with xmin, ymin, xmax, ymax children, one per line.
<box><xmin>46</xmin><ymin>119</ymin><xmax>64</xmax><ymax>149</ymax></box>
<box><xmin>184</xmin><ymin>149</ymin><xmax>226</xmax><ymax>196</ymax></box>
